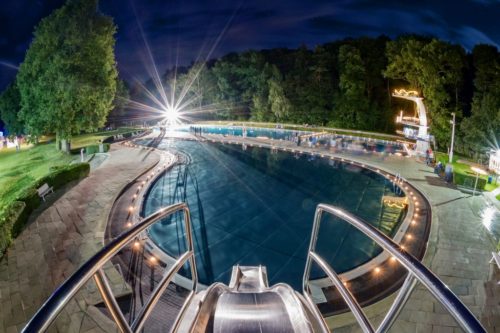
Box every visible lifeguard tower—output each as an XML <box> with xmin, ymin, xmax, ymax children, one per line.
<box><xmin>393</xmin><ymin>89</ymin><xmax>430</xmax><ymax>156</ymax></box>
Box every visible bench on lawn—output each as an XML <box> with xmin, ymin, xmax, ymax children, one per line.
<box><xmin>37</xmin><ymin>183</ymin><xmax>54</xmax><ymax>201</ymax></box>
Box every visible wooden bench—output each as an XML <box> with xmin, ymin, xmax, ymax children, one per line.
<box><xmin>37</xmin><ymin>183</ymin><xmax>54</xmax><ymax>201</ymax></box>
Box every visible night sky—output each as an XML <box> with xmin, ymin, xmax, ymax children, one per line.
<box><xmin>1</xmin><ymin>0</ymin><xmax>500</xmax><ymax>92</ymax></box>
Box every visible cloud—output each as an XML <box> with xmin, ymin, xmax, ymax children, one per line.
<box><xmin>455</xmin><ymin>26</ymin><xmax>500</xmax><ymax>50</ymax></box>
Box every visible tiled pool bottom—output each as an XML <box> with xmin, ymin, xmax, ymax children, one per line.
<box><xmin>142</xmin><ymin>140</ymin><xmax>406</xmax><ymax>290</ymax></box>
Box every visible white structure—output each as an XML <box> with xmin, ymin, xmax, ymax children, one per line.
<box><xmin>489</xmin><ymin>150</ymin><xmax>500</xmax><ymax>174</ymax></box>
<box><xmin>393</xmin><ymin>89</ymin><xmax>430</xmax><ymax>156</ymax></box>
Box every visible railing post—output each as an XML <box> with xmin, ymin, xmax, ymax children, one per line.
<box><xmin>93</xmin><ymin>269</ymin><xmax>132</xmax><ymax>333</ymax></box>
<box><xmin>376</xmin><ymin>274</ymin><xmax>417</xmax><ymax>333</ymax></box>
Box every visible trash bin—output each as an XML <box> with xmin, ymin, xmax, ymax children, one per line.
<box><xmin>488</xmin><ymin>175</ymin><xmax>493</xmax><ymax>184</ymax></box>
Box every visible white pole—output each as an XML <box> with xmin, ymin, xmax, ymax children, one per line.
<box><xmin>473</xmin><ymin>171</ymin><xmax>479</xmax><ymax>197</ymax></box>
<box><xmin>449</xmin><ymin>113</ymin><xmax>456</xmax><ymax>164</ymax></box>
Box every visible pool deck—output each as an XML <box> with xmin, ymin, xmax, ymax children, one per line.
<box><xmin>0</xmin><ymin>132</ymin><xmax>499</xmax><ymax>332</ymax></box>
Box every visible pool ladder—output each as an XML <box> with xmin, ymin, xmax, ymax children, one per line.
<box><xmin>23</xmin><ymin>203</ymin><xmax>485</xmax><ymax>332</ymax></box>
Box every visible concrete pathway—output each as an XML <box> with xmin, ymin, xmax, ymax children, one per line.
<box><xmin>0</xmin><ymin>144</ymin><xmax>160</xmax><ymax>333</ymax></box>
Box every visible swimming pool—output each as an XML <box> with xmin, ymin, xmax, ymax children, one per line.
<box><xmin>179</xmin><ymin>125</ymin><xmax>308</xmax><ymax>140</ymax></box>
<box><xmin>142</xmin><ymin>139</ymin><xmax>406</xmax><ymax>290</ymax></box>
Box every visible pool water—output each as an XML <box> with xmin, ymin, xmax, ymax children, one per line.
<box><xmin>143</xmin><ymin>140</ymin><xmax>405</xmax><ymax>289</ymax></box>
<box><xmin>179</xmin><ymin>125</ymin><xmax>308</xmax><ymax>140</ymax></box>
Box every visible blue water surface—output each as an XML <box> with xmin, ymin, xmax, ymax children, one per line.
<box><xmin>143</xmin><ymin>139</ymin><xmax>404</xmax><ymax>289</ymax></box>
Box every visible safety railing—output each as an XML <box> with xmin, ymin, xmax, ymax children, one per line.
<box><xmin>303</xmin><ymin>203</ymin><xmax>486</xmax><ymax>333</ymax></box>
<box><xmin>22</xmin><ymin>202</ymin><xmax>198</xmax><ymax>333</ymax></box>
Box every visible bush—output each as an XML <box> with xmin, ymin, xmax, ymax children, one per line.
<box><xmin>0</xmin><ymin>201</ymin><xmax>26</xmax><ymax>255</ymax></box>
<box><xmin>70</xmin><ymin>143</ymin><xmax>110</xmax><ymax>155</ymax></box>
<box><xmin>0</xmin><ymin>163</ymin><xmax>90</xmax><ymax>256</ymax></box>
<box><xmin>453</xmin><ymin>171</ymin><xmax>487</xmax><ymax>190</ymax></box>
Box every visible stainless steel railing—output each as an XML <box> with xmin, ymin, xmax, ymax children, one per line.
<box><xmin>303</xmin><ymin>203</ymin><xmax>486</xmax><ymax>333</ymax></box>
<box><xmin>22</xmin><ymin>202</ymin><xmax>198</xmax><ymax>333</ymax></box>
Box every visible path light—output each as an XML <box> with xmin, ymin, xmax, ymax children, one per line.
<box><xmin>126</xmin><ymin>222</ymin><xmax>132</xmax><ymax>228</ymax></box>
<box><xmin>374</xmin><ymin>267</ymin><xmax>381</xmax><ymax>274</ymax></box>
<box><xmin>406</xmin><ymin>234</ymin><xmax>413</xmax><ymax>240</ymax></box>
<box><xmin>390</xmin><ymin>256</ymin><xmax>397</xmax><ymax>262</ymax></box>
<box><xmin>411</xmin><ymin>220</ymin><xmax>416</xmax><ymax>225</ymax></box>
<box><xmin>133</xmin><ymin>194</ymin><xmax>137</xmax><ymax>199</ymax></box>
<box><xmin>128</xmin><ymin>206</ymin><xmax>134</xmax><ymax>212</ymax></box>
<box><xmin>133</xmin><ymin>241</ymin><xmax>140</xmax><ymax>249</ymax></box>
<box><xmin>149</xmin><ymin>256</ymin><xmax>157</xmax><ymax>264</ymax></box>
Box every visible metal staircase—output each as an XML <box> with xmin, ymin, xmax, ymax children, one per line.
<box><xmin>22</xmin><ymin>203</ymin><xmax>486</xmax><ymax>333</ymax></box>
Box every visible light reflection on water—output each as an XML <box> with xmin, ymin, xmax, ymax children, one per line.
<box><xmin>480</xmin><ymin>204</ymin><xmax>500</xmax><ymax>241</ymax></box>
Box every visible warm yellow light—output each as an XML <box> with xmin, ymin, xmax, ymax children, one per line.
<box><xmin>374</xmin><ymin>267</ymin><xmax>381</xmax><ymax>274</ymax></box>
<box><xmin>149</xmin><ymin>256</ymin><xmax>157</xmax><ymax>264</ymax></box>
<box><xmin>133</xmin><ymin>241</ymin><xmax>140</xmax><ymax>249</ymax></box>
<box><xmin>126</xmin><ymin>222</ymin><xmax>132</xmax><ymax>228</ymax></box>
<box><xmin>128</xmin><ymin>206</ymin><xmax>134</xmax><ymax>212</ymax></box>
<box><xmin>406</xmin><ymin>234</ymin><xmax>413</xmax><ymax>239</ymax></box>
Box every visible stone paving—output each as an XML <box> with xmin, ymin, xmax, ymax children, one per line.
<box><xmin>0</xmin><ymin>144</ymin><xmax>160</xmax><ymax>332</ymax></box>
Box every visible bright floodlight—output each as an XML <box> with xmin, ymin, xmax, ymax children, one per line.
<box><xmin>165</xmin><ymin>106</ymin><xmax>179</xmax><ymax>124</ymax></box>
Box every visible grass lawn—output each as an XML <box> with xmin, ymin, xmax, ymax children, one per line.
<box><xmin>71</xmin><ymin>127</ymin><xmax>139</xmax><ymax>149</ymax></box>
<box><xmin>435</xmin><ymin>151</ymin><xmax>498</xmax><ymax>191</ymax></box>
<box><xmin>0</xmin><ymin>143</ymin><xmax>74</xmax><ymax>210</ymax></box>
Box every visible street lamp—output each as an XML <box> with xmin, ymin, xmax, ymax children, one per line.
<box><xmin>449</xmin><ymin>112</ymin><xmax>456</xmax><ymax>164</ymax></box>
<box><xmin>471</xmin><ymin>166</ymin><xmax>487</xmax><ymax>197</ymax></box>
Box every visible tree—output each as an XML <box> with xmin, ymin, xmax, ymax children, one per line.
<box><xmin>333</xmin><ymin>45</ymin><xmax>370</xmax><ymax>129</ymax></box>
<box><xmin>385</xmin><ymin>37</ymin><xmax>466</xmax><ymax>148</ymax></box>
<box><xmin>17</xmin><ymin>0</ymin><xmax>117</xmax><ymax>150</ymax></box>
<box><xmin>0</xmin><ymin>81</ymin><xmax>24</xmax><ymax>136</ymax></box>
<box><xmin>268</xmin><ymin>65</ymin><xmax>290</xmax><ymax>121</ymax></box>
<box><xmin>460</xmin><ymin>45</ymin><xmax>500</xmax><ymax>157</ymax></box>
<box><xmin>108</xmin><ymin>78</ymin><xmax>130</xmax><ymax>125</ymax></box>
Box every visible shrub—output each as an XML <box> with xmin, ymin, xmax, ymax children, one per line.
<box><xmin>71</xmin><ymin>143</ymin><xmax>110</xmax><ymax>155</ymax></box>
<box><xmin>0</xmin><ymin>163</ymin><xmax>90</xmax><ymax>256</ymax></box>
<box><xmin>453</xmin><ymin>171</ymin><xmax>486</xmax><ymax>190</ymax></box>
<box><xmin>0</xmin><ymin>201</ymin><xmax>26</xmax><ymax>255</ymax></box>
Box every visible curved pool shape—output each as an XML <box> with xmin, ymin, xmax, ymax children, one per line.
<box><xmin>143</xmin><ymin>140</ymin><xmax>406</xmax><ymax>290</ymax></box>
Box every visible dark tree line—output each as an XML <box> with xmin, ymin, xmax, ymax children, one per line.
<box><xmin>1</xmin><ymin>23</ymin><xmax>499</xmax><ymax>157</ymax></box>
<box><xmin>130</xmin><ymin>35</ymin><xmax>498</xmax><ymax>156</ymax></box>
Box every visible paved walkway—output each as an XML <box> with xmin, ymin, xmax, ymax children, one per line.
<box><xmin>0</xmin><ymin>144</ymin><xmax>160</xmax><ymax>332</ymax></box>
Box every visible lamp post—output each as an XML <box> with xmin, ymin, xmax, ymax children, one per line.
<box><xmin>471</xmin><ymin>166</ymin><xmax>487</xmax><ymax>197</ymax></box>
<box><xmin>449</xmin><ymin>112</ymin><xmax>456</xmax><ymax>164</ymax></box>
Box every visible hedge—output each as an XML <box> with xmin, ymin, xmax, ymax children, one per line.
<box><xmin>70</xmin><ymin>143</ymin><xmax>110</xmax><ymax>155</ymax></box>
<box><xmin>453</xmin><ymin>171</ymin><xmax>487</xmax><ymax>190</ymax></box>
<box><xmin>0</xmin><ymin>163</ymin><xmax>90</xmax><ymax>256</ymax></box>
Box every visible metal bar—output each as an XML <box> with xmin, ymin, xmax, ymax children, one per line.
<box><xmin>23</xmin><ymin>203</ymin><xmax>191</xmax><ymax>333</ymax></box>
<box><xmin>376</xmin><ymin>274</ymin><xmax>417</xmax><ymax>333</ymax></box>
<box><xmin>131</xmin><ymin>251</ymin><xmax>192</xmax><ymax>332</ymax></box>
<box><xmin>309</xmin><ymin>252</ymin><xmax>375</xmax><ymax>333</ymax></box>
<box><xmin>314</xmin><ymin>204</ymin><xmax>486</xmax><ymax>333</ymax></box>
<box><xmin>93</xmin><ymin>269</ymin><xmax>132</xmax><ymax>333</ymax></box>
<box><xmin>183</xmin><ymin>207</ymin><xmax>198</xmax><ymax>292</ymax></box>
<box><xmin>302</xmin><ymin>205</ymin><xmax>323</xmax><ymax>294</ymax></box>
<box><xmin>170</xmin><ymin>290</ymin><xmax>196</xmax><ymax>333</ymax></box>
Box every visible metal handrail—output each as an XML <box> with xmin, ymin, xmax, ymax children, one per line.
<box><xmin>22</xmin><ymin>203</ymin><xmax>197</xmax><ymax>333</ymax></box>
<box><xmin>303</xmin><ymin>203</ymin><xmax>486</xmax><ymax>333</ymax></box>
